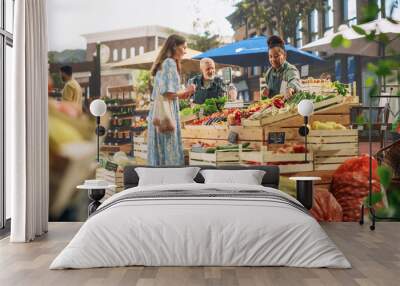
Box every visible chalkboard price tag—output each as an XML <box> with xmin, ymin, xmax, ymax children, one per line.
<box><xmin>105</xmin><ymin>161</ymin><xmax>119</xmax><ymax>172</ymax></box>
<box><xmin>228</xmin><ymin>131</ymin><xmax>239</xmax><ymax>144</ymax></box>
<box><xmin>267</xmin><ymin>132</ymin><xmax>285</xmax><ymax>144</ymax></box>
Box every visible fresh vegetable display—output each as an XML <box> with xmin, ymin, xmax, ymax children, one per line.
<box><xmin>179</xmin><ymin>100</ymin><xmax>191</xmax><ymax>111</ymax></box>
<box><xmin>273</xmin><ymin>143</ymin><xmax>307</xmax><ymax>154</ymax></box>
<box><xmin>287</xmin><ymin>91</ymin><xmax>336</xmax><ymax>105</ymax></box>
<box><xmin>193</xmin><ymin>97</ymin><xmax>227</xmax><ymax>116</ymax></box>
<box><xmin>184</xmin><ymin>81</ymin><xmax>347</xmax><ymax>127</ymax></box>
<box><xmin>191</xmin><ymin>111</ymin><xmax>228</xmax><ymax>126</ymax></box>
<box><xmin>332</xmin><ymin>81</ymin><xmax>348</xmax><ymax>96</ymax></box>
<box><xmin>311</xmin><ymin>121</ymin><xmax>347</xmax><ymax>130</ymax></box>
<box><xmin>180</xmin><ymin>107</ymin><xmax>194</xmax><ymax>117</ymax></box>
<box><xmin>247</xmin><ymin>95</ymin><xmax>291</xmax><ymax>120</ymax></box>
<box><xmin>191</xmin><ymin>142</ymin><xmax>252</xmax><ymax>154</ymax></box>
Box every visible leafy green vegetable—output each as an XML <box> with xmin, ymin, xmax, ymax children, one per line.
<box><xmin>192</xmin><ymin>104</ymin><xmax>203</xmax><ymax>116</ymax></box>
<box><xmin>242</xmin><ymin>142</ymin><xmax>250</xmax><ymax>148</ymax></box>
<box><xmin>180</xmin><ymin>107</ymin><xmax>193</xmax><ymax>117</ymax></box>
<box><xmin>203</xmin><ymin>104</ymin><xmax>218</xmax><ymax>116</ymax></box>
<box><xmin>216</xmin><ymin>144</ymin><xmax>239</xmax><ymax>151</ymax></box>
<box><xmin>179</xmin><ymin>100</ymin><xmax>190</xmax><ymax>111</ymax></box>
<box><xmin>377</xmin><ymin>165</ymin><xmax>393</xmax><ymax>189</ymax></box>
<box><xmin>333</xmin><ymin>81</ymin><xmax>347</xmax><ymax>96</ymax></box>
<box><xmin>363</xmin><ymin>192</ymin><xmax>383</xmax><ymax>206</ymax></box>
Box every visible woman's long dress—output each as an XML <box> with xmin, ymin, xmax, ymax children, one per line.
<box><xmin>147</xmin><ymin>58</ymin><xmax>184</xmax><ymax>166</ymax></box>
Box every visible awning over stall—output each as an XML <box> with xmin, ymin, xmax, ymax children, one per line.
<box><xmin>108</xmin><ymin>47</ymin><xmax>236</xmax><ymax>73</ymax></box>
<box><xmin>193</xmin><ymin>36</ymin><xmax>324</xmax><ymax>67</ymax></box>
<box><xmin>302</xmin><ymin>18</ymin><xmax>400</xmax><ymax>57</ymax></box>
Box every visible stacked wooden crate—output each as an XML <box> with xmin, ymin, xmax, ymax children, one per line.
<box><xmin>239</xmin><ymin>146</ymin><xmax>314</xmax><ymax>174</ymax></box>
<box><xmin>189</xmin><ymin>149</ymin><xmax>240</xmax><ymax>166</ymax></box>
<box><xmin>96</xmin><ymin>160</ymin><xmax>124</xmax><ymax>200</ymax></box>
<box><xmin>242</xmin><ymin>96</ymin><xmax>358</xmax><ymax>149</ymax></box>
<box><xmin>181</xmin><ymin>125</ymin><xmax>230</xmax><ymax>149</ymax></box>
<box><xmin>133</xmin><ymin>131</ymin><xmax>147</xmax><ymax>162</ymax></box>
<box><xmin>181</xmin><ymin>125</ymin><xmax>264</xmax><ymax>150</ymax></box>
<box><xmin>308</xmin><ymin>129</ymin><xmax>359</xmax><ymax>171</ymax></box>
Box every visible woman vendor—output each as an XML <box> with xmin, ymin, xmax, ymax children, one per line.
<box><xmin>263</xmin><ymin>35</ymin><xmax>301</xmax><ymax>101</ymax></box>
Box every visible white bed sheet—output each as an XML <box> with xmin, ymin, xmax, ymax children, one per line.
<box><xmin>50</xmin><ymin>183</ymin><xmax>351</xmax><ymax>269</ymax></box>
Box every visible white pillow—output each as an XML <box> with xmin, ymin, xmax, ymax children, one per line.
<box><xmin>136</xmin><ymin>167</ymin><xmax>200</xmax><ymax>186</ymax></box>
<box><xmin>200</xmin><ymin>169</ymin><xmax>265</xmax><ymax>185</ymax></box>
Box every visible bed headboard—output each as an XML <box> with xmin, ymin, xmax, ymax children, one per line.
<box><xmin>123</xmin><ymin>165</ymin><xmax>280</xmax><ymax>189</ymax></box>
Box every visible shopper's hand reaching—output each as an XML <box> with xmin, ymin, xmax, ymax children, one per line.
<box><xmin>186</xmin><ymin>84</ymin><xmax>196</xmax><ymax>96</ymax></box>
<box><xmin>177</xmin><ymin>84</ymin><xmax>196</xmax><ymax>100</ymax></box>
<box><xmin>284</xmin><ymin>88</ymin><xmax>295</xmax><ymax>101</ymax></box>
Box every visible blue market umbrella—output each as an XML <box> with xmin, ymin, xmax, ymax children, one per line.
<box><xmin>193</xmin><ymin>36</ymin><xmax>323</xmax><ymax>67</ymax></box>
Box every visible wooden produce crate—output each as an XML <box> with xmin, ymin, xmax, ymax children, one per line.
<box><xmin>301</xmin><ymin>80</ymin><xmax>355</xmax><ymax>97</ymax></box>
<box><xmin>242</xmin><ymin>109</ymin><xmax>298</xmax><ymax>127</ymax></box>
<box><xmin>308</xmin><ymin>129</ymin><xmax>359</xmax><ymax>171</ymax></box>
<box><xmin>242</xmin><ymin>96</ymin><xmax>355</xmax><ymax>128</ymax></box>
<box><xmin>182</xmin><ymin>125</ymin><xmax>229</xmax><ymax>140</ymax></box>
<box><xmin>261</xmin><ymin>96</ymin><xmax>359</xmax><ymax>147</ymax></box>
<box><xmin>239</xmin><ymin>147</ymin><xmax>314</xmax><ymax>174</ymax></box>
<box><xmin>132</xmin><ymin>131</ymin><xmax>147</xmax><ymax>161</ymax></box>
<box><xmin>182</xmin><ymin>125</ymin><xmax>264</xmax><ymax>149</ymax></box>
<box><xmin>133</xmin><ymin>143</ymin><xmax>147</xmax><ymax>160</ymax></box>
<box><xmin>189</xmin><ymin>150</ymin><xmax>240</xmax><ymax>166</ymax></box>
<box><xmin>96</xmin><ymin>166</ymin><xmax>124</xmax><ymax>200</ymax></box>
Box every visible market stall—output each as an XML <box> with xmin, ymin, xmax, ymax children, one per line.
<box><xmin>181</xmin><ymin>78</ymin><xmax>360</xmax><ymax>186</ymax></box>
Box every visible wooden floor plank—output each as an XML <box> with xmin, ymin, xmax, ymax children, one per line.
<box><xmin>0</xmin><ymin>222</ymin><xmax>399</xmax><ymax>286</ymax></box>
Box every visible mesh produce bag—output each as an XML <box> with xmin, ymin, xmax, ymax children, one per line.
<box><xmin>331</xmin><ymin>155</ymin><xmax>381</xmax><ymax>221</ymax></box>
<box><xmin>152</xmin><ymin>93</ymin><xmax>176</xmax><ymax>133</ymax></box>
<box><xmin>310</xmin><ymin>187</ymin><xmax>343</xmax><ymax>222</ymax></box>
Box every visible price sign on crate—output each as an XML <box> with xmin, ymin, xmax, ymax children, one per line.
<box><xmin>267</xmin><ymin>132</ymin><xmax>285</xmax><ymax>144</ymax></box>
<box><xmin>228</xmin><ymin>131</ymin><xmax>239</xmax><ymax>144</ymax></box>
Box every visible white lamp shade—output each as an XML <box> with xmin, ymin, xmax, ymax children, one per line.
<box><xmin>90</xmin><ymin>99</ymin><xmax>107</xmax><ymax>117</ymax></box>
<box><xmin>298</xmin><ymin>99</ymin><xmax>314</xmax><ymax>117</ymax></box>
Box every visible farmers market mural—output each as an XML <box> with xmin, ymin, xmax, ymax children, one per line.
<box><xmin>47</xmin><ymin>1</ymin><xmax>400</xmax><ymax>223</ymax></box>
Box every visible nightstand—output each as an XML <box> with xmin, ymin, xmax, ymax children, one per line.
<box><xmin>77</xmin><ymin>182</ymin><xmax>116</xmax><ymax>216</ymax></box>
<box><xmin>289</xmin><ymin>177</ymin><xmax>321</xmax><ymax>210</ymax></box>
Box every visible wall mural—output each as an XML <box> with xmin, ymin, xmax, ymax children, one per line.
<box><xmin>47</xmin><ymin>1</ymin><xmax>400</xmax><ymax>223</ymax></box>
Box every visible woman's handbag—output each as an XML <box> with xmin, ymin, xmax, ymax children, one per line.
<box><xmin>152</xmin><ymin>92</ymin><xmax>176</xmax><ymax>133</ymax></box>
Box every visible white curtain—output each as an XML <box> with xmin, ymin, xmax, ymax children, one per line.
<box><xmin>7</xmin><ymin>0</ymin><xmax>49</xmax><ymax>242</ymax></box>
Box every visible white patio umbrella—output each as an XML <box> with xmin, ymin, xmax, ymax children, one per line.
<box><xmin>107</xmin><ymin>47</ymin><xmax>237</xmax><ymax>73</ymax></box>
<box><xmin>302</xmin><ymin>18</ymin><xmax>400</xmax><ymax>57</ymax></box>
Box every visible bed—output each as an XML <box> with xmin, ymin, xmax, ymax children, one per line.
<box><xmin>50</xmin><ymin>165</ymin><xmax>350</xmax><ymax>269</ymax></box>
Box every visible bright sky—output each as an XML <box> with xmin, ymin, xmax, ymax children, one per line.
<box><xmin>47</xmin><ymin>0</ymin><xmax>239</xmax><ymax>51</ymax></box>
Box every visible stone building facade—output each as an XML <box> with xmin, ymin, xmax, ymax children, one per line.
<box><xmin>78</xmin><ymin>25</ymin><xmax>189</xmax><ymax>98</ymax></box>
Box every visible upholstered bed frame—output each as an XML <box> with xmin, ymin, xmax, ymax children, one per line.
<box><xmin>123</xmin><ymin>165</ymin><xmax>280</xmax><ymax>190</ymax></box>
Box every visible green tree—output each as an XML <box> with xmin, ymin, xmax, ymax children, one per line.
<box><xmin>136</xmin><ymin>70</ymin><xmax>152</xmax><ymax>94</ymax></box>
<box><xmin>188</xmin><ymin>20</ymin><xmax>222</xmax><ymax>52</ymax></box>
<box><xmin>233</xmin><ymin>0</ymin><xmax>323</xmax><ymax>41</ymax></box>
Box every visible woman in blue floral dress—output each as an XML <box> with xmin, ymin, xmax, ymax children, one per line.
<box><xmin>147</xmin><ymin>35</ymin><xmax>196</xmax><ymax>166</ymax></box>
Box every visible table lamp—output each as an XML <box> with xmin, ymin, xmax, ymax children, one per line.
<box><xmin>90</xmin><ymin>99</ymin><xmax>107</xmax><ymax>162</ymax></box>
<box><xmin>298</xmin><ymin>99</ymin><xmax>314</xmax><ymax>162</ymax></box>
